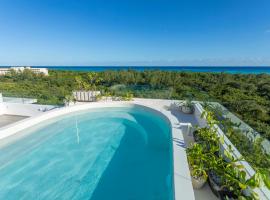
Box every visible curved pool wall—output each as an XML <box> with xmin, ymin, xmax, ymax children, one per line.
<box><xmin>0</xmin><ymin>104</ymin><xmax>174</xmax><ymax>200</ymax></box>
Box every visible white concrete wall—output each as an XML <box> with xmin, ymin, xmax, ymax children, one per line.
<box><xmin>194</xmin><ymin>103</ymin><xmax>207</xmax><ymax>127</ymax></box>
<box><xmin>0</xmin><ymin>102</ymin><xmax>5</xmax><ymax>115</ymax></box>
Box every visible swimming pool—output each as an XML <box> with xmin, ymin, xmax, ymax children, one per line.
<box><xmin>0</xmin><ymin>106</ymin><xmax>173</xmax><ymax>200</ymax></box>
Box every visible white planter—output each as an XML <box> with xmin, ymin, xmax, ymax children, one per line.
<box><xmin>181</xmin><ymin>106</ymin><xmax>194</xmax><ymax>114</ymax></box>
<box><xmin>191</xmin><ymin>176</ymin><xmax>207</xmax><ymax>189</ymax></box>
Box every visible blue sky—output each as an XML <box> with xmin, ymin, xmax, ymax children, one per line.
<box><xmin>0</xmin><ymin>0</ymin><xmax>270</xmax><ymax>66</ymax></box>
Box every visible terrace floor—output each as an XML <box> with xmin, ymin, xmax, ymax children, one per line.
<box><xmin>0</xmin><ymin>114</ymin><xmax>28</xmax><ymax>128</ymax></box>
<box><xmin>194</xmin><ymin>184</ymin><xmax>218</xmax><ymax>200</ymax></box>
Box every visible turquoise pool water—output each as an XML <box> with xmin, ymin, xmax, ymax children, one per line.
<box><xmin>0</xmin><ymin>106</ymin><xmax>173</xmax><ymax>200</ymax></box>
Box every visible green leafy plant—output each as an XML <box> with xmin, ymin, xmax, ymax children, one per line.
<box><xmin>204</xmin><ymin>103</ymin><xmax>270</xmax><ymax>170</ymax></box>
<box><xmin>1</xmin><ymin>70</ymin><xmax>270</xmax><ymax>139</ymax></box>
<box><xmin>187</xmin><ymin>143</ymin><xmax>208</xmax><ymax>180</ymax></box>
<box><xmin>121</xmin><ymin>92</ymin><xmax>134</xmax><ymax>101</ymax></box>
<box><xmin>188</xmin><ymin>110</ymin><xmax>270</xmax><ymax>199</ymax></box>
<box><xmin>179</xmin><ymin>99</ymin><xmax>194</xmax><ymax>108</ymax></box>
<box><xmin>64</xmin><ymin>94</ymin><xmax>76</xmax><ymax>106</ymax></box>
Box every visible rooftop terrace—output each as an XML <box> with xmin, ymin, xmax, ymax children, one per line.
<box><xmin>0</xmin><ymin>98</ymin><xmax>269</xmax><ymax>199</ymax></box>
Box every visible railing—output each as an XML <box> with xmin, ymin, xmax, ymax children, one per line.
<box><xmin>2</xmin><ymin>97</ymin><xmax>37</xmax><ymax>104</ymax></box>
<box><xmin>205</xmin><ymin>102</ymin><xmax>270</xmax><ymax>155</ymax></box>
<box><xmin>0</xmin><ymin>92</ymin><xmax>38</xmax><ymax>103</ymax></box>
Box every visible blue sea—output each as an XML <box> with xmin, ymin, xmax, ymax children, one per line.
<box><xmin>36</xmin><ymin>66</ymin><xmax>270</xmax><ymax>74</ymax></box>
<box><xmin>2</xmin><ymin>66</ymin><xmax>270</xmax><ymax>74</ymax></box>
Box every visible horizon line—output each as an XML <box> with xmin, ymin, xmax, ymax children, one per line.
<box><xmin>1</xmin><ymin>65</ymin><xmax>270</xmax><ymax>67</ymax></box>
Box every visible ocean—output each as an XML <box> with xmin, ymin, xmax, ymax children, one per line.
<box><xmin>2</xmin><ymin>66</ymin><xmax>270</xmax><ymax>74</ymax></box>
<box><xmin>40</xmin><ymin>66</ymin><xmax>270</xmax><ymax>74</ymax></box>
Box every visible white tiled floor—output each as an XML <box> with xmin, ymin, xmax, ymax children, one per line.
<box><xmin>194</xmin><ymin>184</ymin><xmax>219</xmax><ymax>200</ymax></box>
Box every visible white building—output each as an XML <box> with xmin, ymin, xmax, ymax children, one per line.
<box><xmin>0</xmin><ymin>67</ymin><xmax>49</xmax><ymax>76</ymax></box>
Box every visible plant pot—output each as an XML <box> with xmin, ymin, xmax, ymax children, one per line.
<box><xmin>191</xmin><ymin>176</ymin><xmax>207</xmax><ymax>189</ymax></box>
<box><xmin>208</xmin><ymin>170</ymin><xmax>222</xmax><ymax>197</ymax></box>
<box><xmin>208</xmin><ymin>170</ymin><xmax>237</xmax><ymax>200</ymax></box>
<box><xmin>193</xmin><ymin>130</ymin><xmax>201</xmax><ymax>142</ymax></box>
<box><xmin>64</xmin><ymin>101</ymin><xmax>75</xmax><ymax>107</ymax></box>
<box><xmin>181</xmin><ymin>106</ymin><xmax>194</xmax><ymax>114</ymax></box>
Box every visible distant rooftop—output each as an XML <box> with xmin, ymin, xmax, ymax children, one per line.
<box><xmin>0</xmin><ymin>66</ymin><xmax>48</xmax><ymax>76</ymax></box>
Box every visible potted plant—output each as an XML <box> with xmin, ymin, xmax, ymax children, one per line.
<box><xmin>121</xmin><ymin>92</ymin><xmax>134</xmax><ymax>101</ymax></box>
<box><xmin>187</xmin><ymin>143</ymin><xmax>208</xmax><ymax>189</ymax></box>
<box><xmin>196</xmin><ymin>110</ymin><xmax>270</xmax><ymax>200</ymax></box>
<box><xmin>207</xmin><ymin>168</ymin><xmax>238</xmax><ymax>200</ymax></box>
<box><xmin>64</xmin><ymin>94</ymin><xmax>76</xmax><ymax>106</ymax></box>
<box><xmin>179</xmin><ymin>99</ymin><xmax>195</xmax><ymax>114</ymax></box>
<box><xmin>207</xmin><ymin>161</ymin><xmax>270</xmax><ymax>200</ymax></box>
<box><xmin>95</xmin><ymin>93</ymin><xmax>102</xmax><ymax>101</ymax></box>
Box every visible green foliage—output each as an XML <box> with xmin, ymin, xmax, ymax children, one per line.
<box><xmin>0</xmin><ymin>69</ymin><xmax>269</xmax><ymax>140</ymax></box>
<box><xmin>178</xmin><ymin>98</ymin><xmax>195</xmax><ymax>109</ymax></box>
<box><xmin>64</xmin><ymin>94</ymin><xmax>76</xmax><ymax>106</ymax></box>
<box><xmin>187</xmin><ymin>143</ymin><xmax>208</xmax><ymax>180</ymax></box>
<box><xmin>120</xmin><ymin>92</ymin><xmax>134</xmax><ymax>101</ymax></box>
<box><xmin>188</xmin><ymin>111</ymin><xmax>270</xmax><ymax>199</ymax></box>
<box><xmin>204</xmin><ymin>104</ymin><xmax>270</xmax><ymax>170</ymax></box>
<box><xmin>228</xmin><ymin>132</ymin><xmax>270</xmax><ymax>169</ymax></box>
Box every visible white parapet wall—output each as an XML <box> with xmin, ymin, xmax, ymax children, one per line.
<box><xmin>193</xmin><ymin>102</ymin><xmax>207</xmax><ymax>127</ymax></box>
<box><xmin>0</xmin><ymin>102</ymin><xmax>5</xmax><ymax>115</ymax></box>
